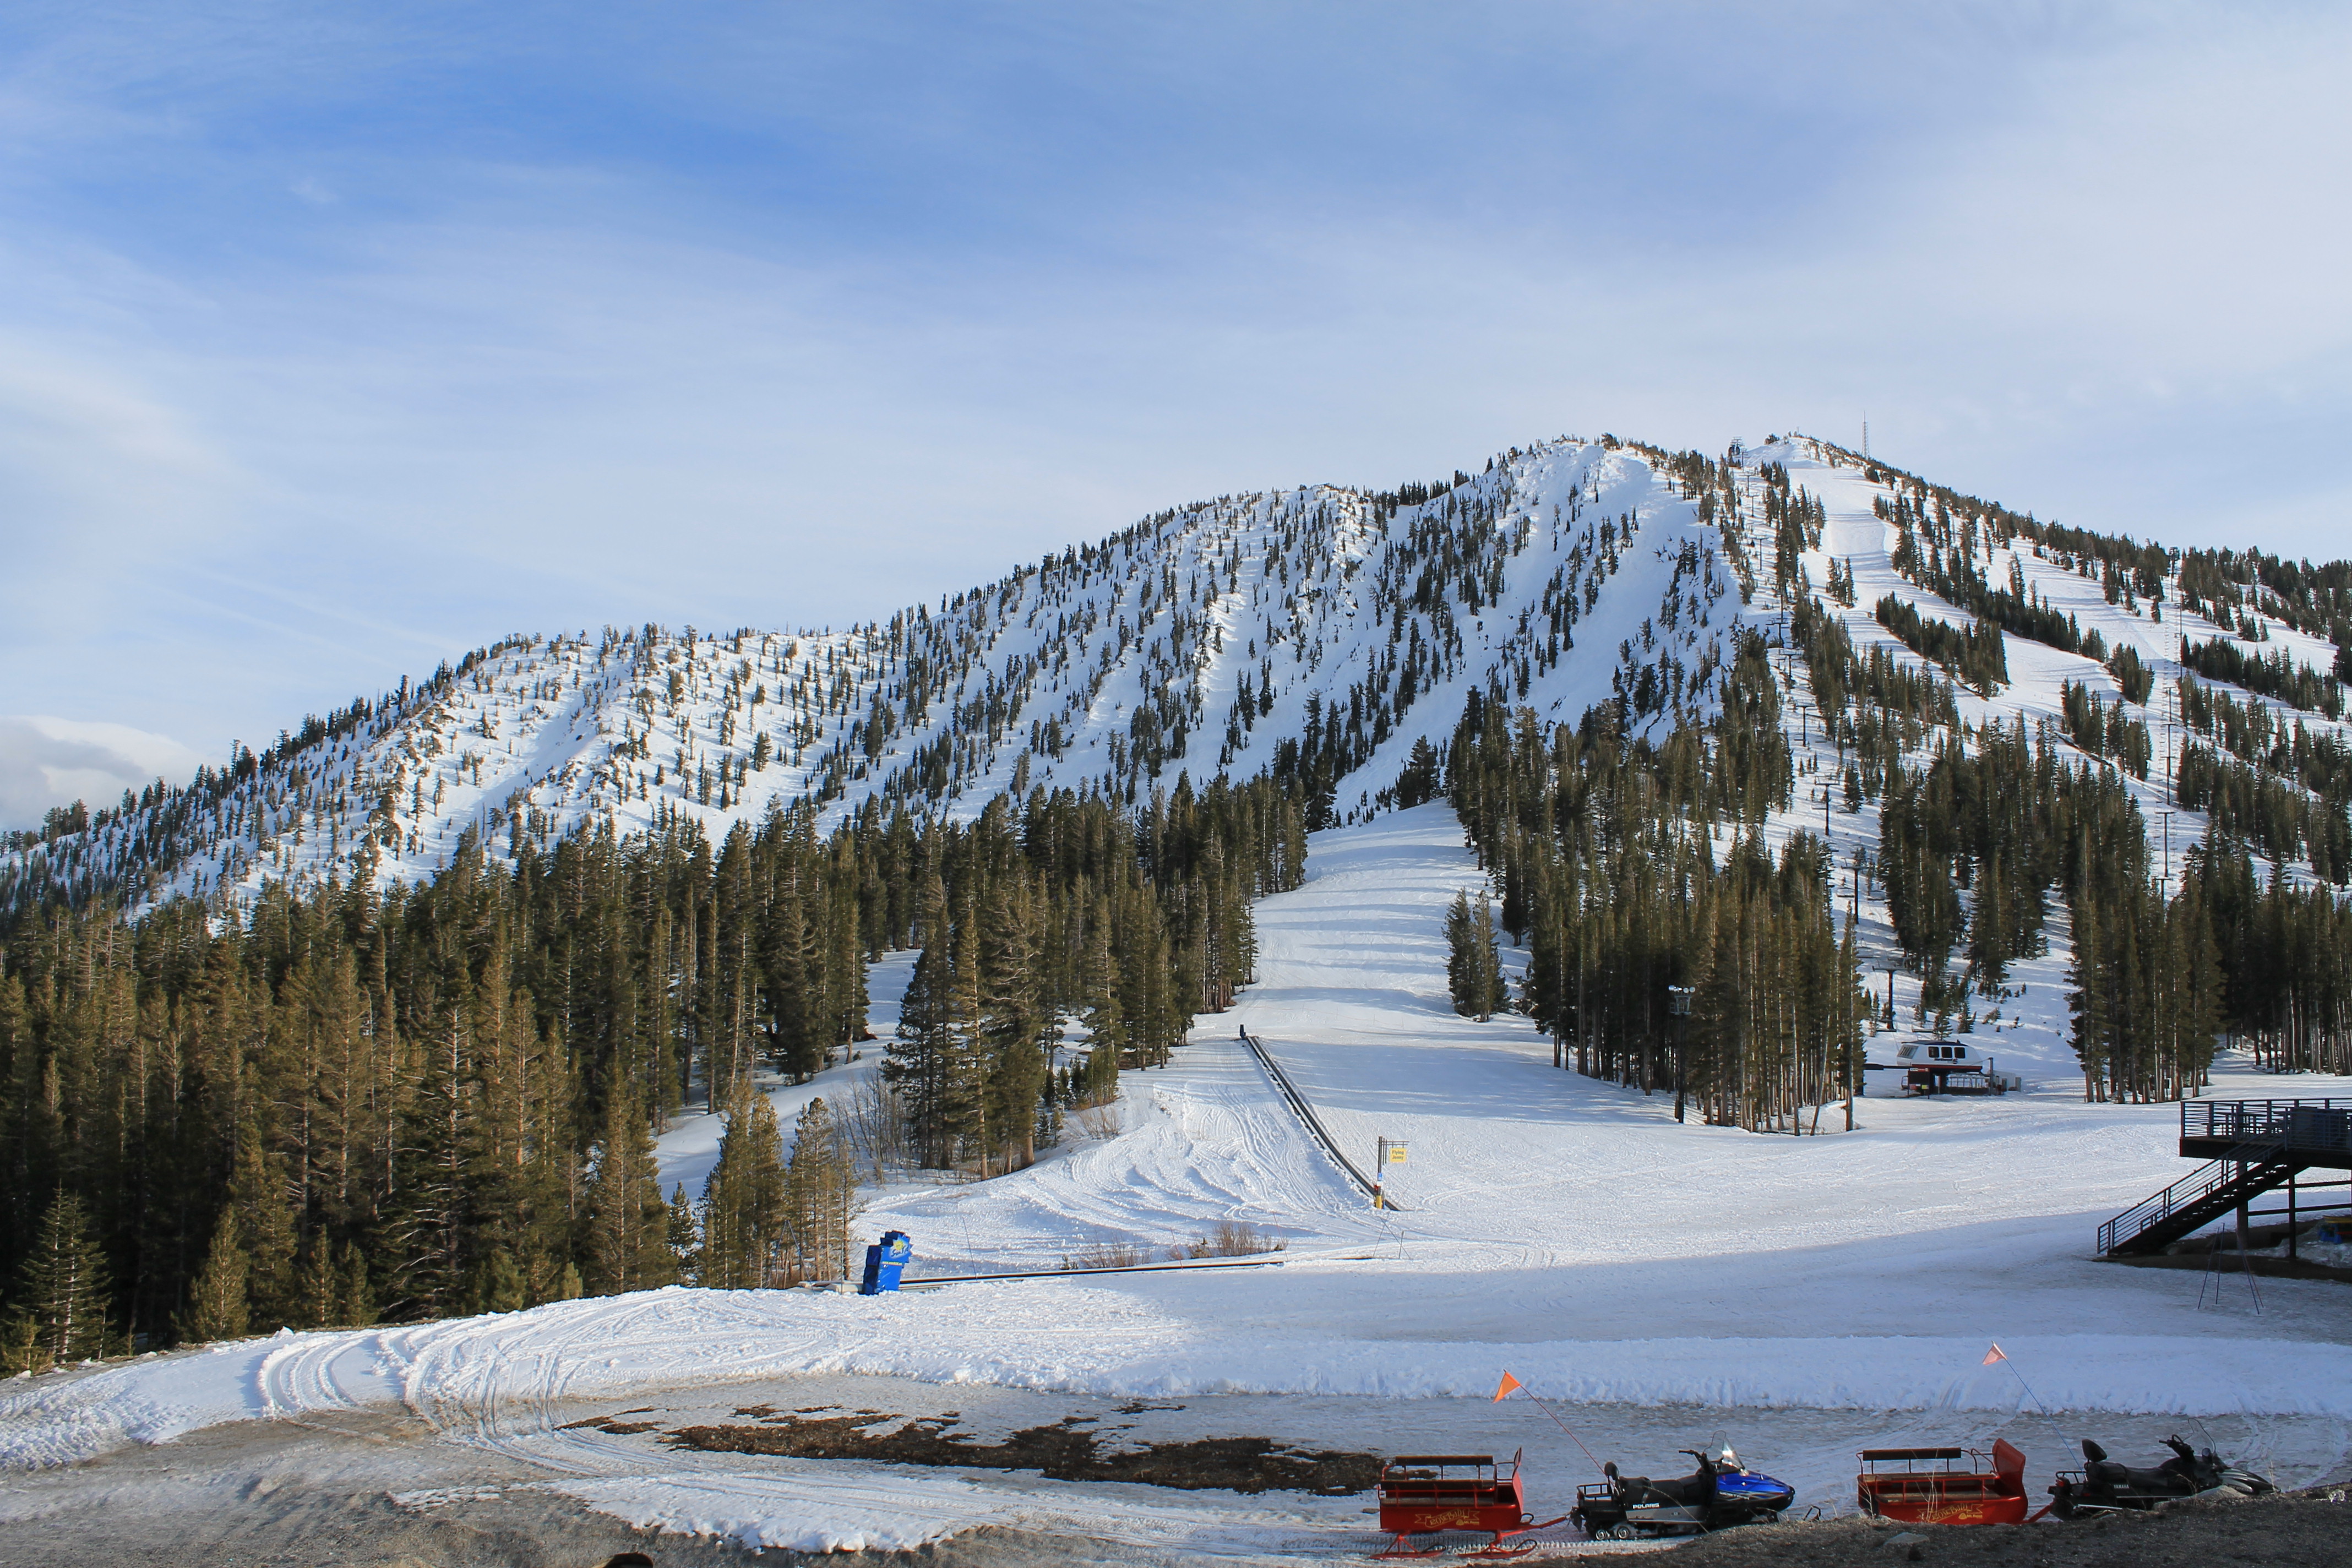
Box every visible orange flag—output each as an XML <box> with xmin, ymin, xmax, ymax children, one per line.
<box><xmin>1494</xmin><ymin>1372</ymin><xmax>1523</xmax><ymax>1402</ymax></box>
<box><xmin>1983</xmin><ymin>1344</ymin><xmax>2006</xmax><ymax>1365</ymax></box>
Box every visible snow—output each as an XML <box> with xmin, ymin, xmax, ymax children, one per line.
<box><xmin>23</xmin><ymin>432</ymin><xmax>2351</xmax><ymax>1053</ymax></box>
<box><xmin>6</xmin><ymin>802</ymin><xmax>2348</xmax><ymax>1555</ymax></box>
<box><xmin>540</xmin><ymin>1460</ymin><xmax>1374</xmax><ymax>1558</ymax></box>
<box><xmin>24</xmin><ymin>437</ymin><xmax>1762</xmax><ymax>913</ymax></box>
<box><xmin>17</xmin><ymin>428</ymin><xmax>2352</xmax><ymax>1547</ymax></box>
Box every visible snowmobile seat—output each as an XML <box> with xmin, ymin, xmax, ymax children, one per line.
<box><xmin>1618</xmin><ymin>1470</ymin><xmax>1709</xmax><ymax>1507</ymax></box>
<box><xmin>2079</xmin><ymin>1440</ymin><xmax>2195</xmax><ymax>1496</ymax></box>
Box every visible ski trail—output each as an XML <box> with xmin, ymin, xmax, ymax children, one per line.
<box><xmin>856</xmin><ymin>1028</ymin><xmax>1375</xmax><ymax>1271</ymax></box>
<box><xmin>255</xmin><ymin>1331</ymin><xmax>396</xmax><ymax>1419</ymax></box>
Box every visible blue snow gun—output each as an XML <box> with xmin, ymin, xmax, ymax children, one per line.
<box><xmin>859</xmin><ymin>1231</ymin><xmax>912</xmax><ymax>1295</ymax></box>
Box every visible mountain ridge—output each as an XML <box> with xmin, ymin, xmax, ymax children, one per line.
<box><xmin>6</xmin><ymin>432</ymin><xmax>2349</xmax><ymax>923</ymax></box>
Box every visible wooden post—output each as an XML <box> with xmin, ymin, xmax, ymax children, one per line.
<box><xmin>2286</xmin><ymin>1169</ymin><xmax>2297</xmax><ymax>1262</ymax></box>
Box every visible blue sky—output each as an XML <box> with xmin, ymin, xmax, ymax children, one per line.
<box><xmin>3</xmin><ymin>2</ymin><xmax>2348</xmax><ymax>826</ymax></box>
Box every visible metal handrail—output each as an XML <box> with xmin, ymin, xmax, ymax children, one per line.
<box><xmin>2097</xmin><ymin>1148</ymin><xmax>2284</xmax><ymax>1256</ymax></box>
<box><xmin>2184</xmin><ymin>1098</ymin><xmax>2352</xmax><ymax>1150</ymax></box>
<box><xmin>2288</xmin><ymin>1106</ymin><xmax>2352</xmax><ymax>1158</ymax></box>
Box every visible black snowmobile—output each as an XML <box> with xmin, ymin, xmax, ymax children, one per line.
<box><xmin>2049</xmin><ymin>1434</ymin><xmax>2273</xmax><ymax>1517</ymax></box>
<box><xmin>1570</xmin><ymin>1447</ymin><xmax>1795</xmax><ymax>1540</ymax></box>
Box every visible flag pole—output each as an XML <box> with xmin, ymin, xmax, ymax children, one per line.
<box><xmin>1496</xmin><ymin>1373</ymin><xmax>1605</xmax><ymax>1476</ymax></box>
<box><xmin>1984</xmin><ymin>1344</ymin><xmax>2051</xmax><ymax>1417</ymax></box>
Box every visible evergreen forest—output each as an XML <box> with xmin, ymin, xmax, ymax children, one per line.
<box><xmin>0</xmin><ymin>778</ymin><xmax>1300</xmax><ymax>1364</ymax></box>
<box><xmin>8</xmin><ymin>431</ymin><xmax>2352</xmax><ymax>1368</ymax></box>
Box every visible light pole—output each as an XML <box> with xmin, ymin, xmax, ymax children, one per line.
<box><xmin>1667</xmin><ymin>984</ymin><xmax>1696</xmax><ymax>1124</ymax></box>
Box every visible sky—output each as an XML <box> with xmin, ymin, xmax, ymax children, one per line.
<box><xmin>2</xmin><ymin>1</ymin><xmax>2348</xmax><ymax>827</ymax></box>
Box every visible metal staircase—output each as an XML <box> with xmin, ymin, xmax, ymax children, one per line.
<box><xmin>2098</xmin><ymin>1151</ymin><xmax>2296</xmax><ymax>1256</ymax></box>
<box><xmin>2097</xmin><ymin>1098</ymin><xmax>2351</xmax><ymax>1257</ymax></box>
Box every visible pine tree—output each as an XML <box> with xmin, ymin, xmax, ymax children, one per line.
<box><xmin>1</xmin><ymin>1310</ymin><xmax>50</xmax><ymax>1376</ymax></box>
<box><xmin>14</xmin><ymin>1191</ymin><xmax>114</xmax><ymax>1363</ymax></box>
<box><xmin>226</xmin><ymin>1121</ymin><xmax>299</xmax><ymax>1330</ymax></box>
<box><xmin>1395</xmin><ymin>736</ymin><xmax>1441</xmax><ymax>808</ymax></box>
<box><xmin>761</xmin><ymin>873</ymin><xmax>821</xmax><ymax>1085</ymax></box>
<box><xmin>182</xmin><ymin>1216</ymin><xmax>251</xmax><ymax>1343</ymax></box>
<box><xmin>1966</xmin><ymin>852</ymin><xmax>2011</xmax><ymax>984</ymax></box>
<box><xmin>1445</xmin><ymin>891</ymin><xmax>1475</xmax><ymax>1008</ymax></box>
<box><xmin>1115</xmin><ymin>881</ymin><xmax>1180</xmax><ymax>1068</ymax></box>
<box><xmin>391</xmin><ymin>991</ymin><xmax>476</xmax><ymax>1316</ymax></box>
<box><xmin>785</xmin><ymin>1097</ymin><xmax>859</xmax><ymax>1284</ymax></box>
<box><xmin>665</xmin><ymin>1183</ymin><xmax>702</xmax><ymax>1284</ymax></box>
<box><xmin>339</xmin><ymin>1243</ymin><xmax>378</xmax><ymax>1326</ymax></box>
<box><xmin>467</xmin><ymin>940</ymin><xmax>579</xmax><ymax>1312</ymax></box>
<box><xmin>2068</xmin><ymin>890</ymin><xmax>2112</xmax><ymax>1099</ymax></box>
<box><xmin>0</xmin><ymin>701</ymin><xmax>1314</xmax><ymax>1330</ymax></box>
<box><xmin>823</xmin><ymin>884</ymin><xmax>870</xmax><ymax>1061</ymax></box>
<box><xmin>583</xmin><ymin>1083</ymin><xmax>674</xmax><ymax>1294</ymax></box>
<box><xmin>1077</xmin><ymin>914</ymin><xmax>1127</xmax><ymax>1084</ymax></box>
<box><xmin>1445</xmin><ymin>891</ymin><xmax>1504</xmax><ymax>1020</ymax></box>
<box><xmin>945</xmin><ymin>894</ymin><xmax>988</xmax><ymax>1166</ymax></box>
<box><xmin>1469</xmin><ymin>896</ymin><xmax>1504</xmax><ymax>1020</ymax></box>
<box><xmin>885</xmin><ymin>874</ymin><xmax>959</xmax><ymax>1168</ymax></box>
<box><xmin>700</xmin><ymin>1088</ymin><xmax>786</xmax><ymax>1289</ymax></box>
<box><xmin>977</xmin><ymin>881</ymin><xmax>1048</xmax><ymax>1172</ymax></box>
<box><xmin>293</xmin><ymin>1234</ymin><xmax>338</xmax><ymax>1329</ymax></box>
<box><xmin>467</xmin><ymin>1248</ymin><xmax>526</xmax><ymax>1314</ymax></box>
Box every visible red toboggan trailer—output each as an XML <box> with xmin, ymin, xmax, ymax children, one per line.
<box><xmin>1855</xmin><ymin>1440</ymin><xmax>2030</xmax><ymax>1525</ymax></box>
<box><xmin>1375</xmin><ymin>1451</ymin><xmax>1564</xmax><ymax>1558</ymax></box>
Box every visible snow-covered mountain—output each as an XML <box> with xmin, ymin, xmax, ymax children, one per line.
<box><xmin>6</xmin><ymin>432</ymin><xmax>2347</xmax><ymax>917</ymax></box>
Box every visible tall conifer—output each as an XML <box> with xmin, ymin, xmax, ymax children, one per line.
<box><xmin>13</xmin><ymin>1191</ymin><xmax>113</xmax><ymax>1362</ymax></box>
<box><xmin>700</xmin><ymin>1089</ymin><xmax>786</xmax><ymax>1289</ymax></box>
<box><xmin>785</xmin><ymin>1097</ymin><xmax>858</xmax><ymax>1284</ymax></box>
<box><xmin>584</xmin><ymin>1083</ymin><xmax>673</xmax><ymax>1294</ymax></box>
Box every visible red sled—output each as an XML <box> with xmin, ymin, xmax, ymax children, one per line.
<box><xmin>1374</xmin><ymin>1451</ymin><xmax>1566</xmax><ymax>1559</ymax></box>
<box><xmin>1855</xmin><ymin>1440</ymin><xmax>2030</xmax><ymax>1526</ymax></box>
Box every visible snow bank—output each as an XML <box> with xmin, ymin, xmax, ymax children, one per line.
<box><xmin>9</xmin><ymin>1276</ymin><xmax>2348</xmax><ymax>1475</ymax></box>
<box><xmin>545</xmin><ymin>1463</ymin><xmax>1368</xmax><ymax>1557</ymax></box>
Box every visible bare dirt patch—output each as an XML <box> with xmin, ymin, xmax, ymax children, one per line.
<box><xmin>0</xmin><ymin>1411</ymin><xmax>761</xmax><ymax>1568</ymax></box>
<box><xmin>661</xmin><ymin>1407</ymin><xmax>1380</xmax><ymax>1494</ymax></box>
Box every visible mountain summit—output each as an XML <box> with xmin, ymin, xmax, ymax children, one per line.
<box><xmin>5</xmin><ymin>432</ymin><xmax>2347</xmax><ymax>926</ymax></box>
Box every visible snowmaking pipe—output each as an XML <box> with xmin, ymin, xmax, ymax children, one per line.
<box><xmin>890</xmin><ymin>1255</ymin><xmax>1288</xmax><ymax>1287</ymax></box>
<box><xmin>1237</xmin><ymin>1027</ymin><xmax>1402</xmax><ymax>1211</ymax></box>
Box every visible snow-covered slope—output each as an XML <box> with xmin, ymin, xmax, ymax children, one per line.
<box><xmin>7</xmin><ymin>437</ymin><xmax>1735</xmax><ymax>909</ymax></box>
<box><xmin>6</xmin><ymin>805</ymin><xmax>2346</xmax><ymax>1551</ymax></box>
<box><xmin>8</xmin><ymin>432</ymin><xmax>2348</xmax><ymax>940</ymax></box>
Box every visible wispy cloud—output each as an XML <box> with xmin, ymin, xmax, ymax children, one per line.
<box><xmin>1</xmin><ymin>1</ymin><xmax>2346</xmax><ymax>827</ymax></box>
<box><xmin>0</xmin><ymin>716</ymin><xmax>204</xmax><ymax>830</ymax></box>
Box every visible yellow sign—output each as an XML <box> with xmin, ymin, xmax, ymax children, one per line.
<box><xmin>1387</xmin><ymin>1144</ymin><xmax>1408</xmax><ymax>1164</ymax></box>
